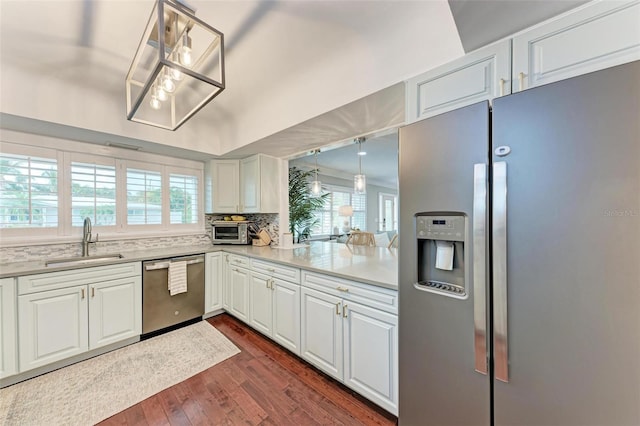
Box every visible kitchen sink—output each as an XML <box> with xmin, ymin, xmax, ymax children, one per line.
<box><xmin>45</xmin><ymin>254</ymin><xmax>124</xmax><ymax>267</ymax></box>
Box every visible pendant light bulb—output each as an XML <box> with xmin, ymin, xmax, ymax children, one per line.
<box><xmin>354</xmin><ymin>138</ymin><xmax>366</xmax><ymax>194</ymax></box>
<box><xmin>156</xmin><ymin>86</ymin><xmax>168</xmax><ymax>101</ymax></box>
<box><xmin>179</xmin><ymin>34</ymin><xmax>193</xmax><ymax>66</ymax></box>
<box><xmin>311</xmin><ymin>149</ymin><xmax>322</xmax><ymax>196</ymax></box>
<box><xmin>162</xmin><ymin>74</ymin><xmax>176</xmax><ymax>93</ymax></box>
<box><xmin>150</xmin><ymin>95</ymin><xmax>161</xmax><ymax>110</ymax></box>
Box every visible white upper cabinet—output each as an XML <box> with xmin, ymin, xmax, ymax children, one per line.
<box><xmin>406</xmin><ymin>39</ymin><xmax>511</xmax><ymax>123</ymax></box>
<box><xmin>240</xmin><ymin>154</ymin><xmax>280</xmax><ymax>214</ymax></box>
<box><xmin>208</xmin><ymin>160</ymin><xmax>240</xmax><ymax>213</ymax></box>
<box><xmin>512</xmin><ymin>0</ymin><xmax>640</xmax><ymax>92</ymax></box>
<box><xmin>207</xmin><ymin>154</ymin><xmax>280</xmax><ymax>213</ymax></box>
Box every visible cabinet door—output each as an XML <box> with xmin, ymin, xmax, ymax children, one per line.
<box><xmin>406</xmin><ymin>39</ymin><xmax>511</xmax><ymax>123</ymax></box>
<box><xmin>89</xmin><ymin>276</ymin><xmax>142</xmax><ymax>350</ymax></box>
<box><xmin>228</xmin><ymin>266</ymin><xmax>250</xmax><ymax>322</ymax></box>
<box><xmin>272</xmin><ymin>278</ymin><xmax>301</xmax><ymax>355</ymax></box>
<box><xmin>222</xmin><ymin>253</ymin><xmax>231</xmax><ymax>310</ymax></box>
<box><xmin>211</xmin><ymin>160</ymin><xmax>240</xmax><ymax>213</ymax></box>
<box><xmin>18</xmin><ymin>285</ymin><xmax>89</xmax><ymax>372</ymax></box>
<box><xmin>240</xmin><ymin>156</ymin><xmax>260</xmax><ymax>213</ymax></box>
<box><xmin>248</xmin><ymin>272</ymin><xmax>273</xmax><ymax>336</ymax></box>
<box><xmin>0</xmin><ymin>278</ymin><xmax>17</xmax><ymax>379</ymax></box>
<box><xmin>205</xmin><ymin>252</ymin><xmax>223</xmax><ymax>313</ymax></box>
<box><xmin>300</xmin><ymin>287</ymin><xmax>343</xmax><ymax>381</ymax></box>
<box><xmin>343</xmin><ymin>301</ymin><xmax>398</xmax><ymax>415</ymax></box>
<box><xmin>512</xmin><ymin>0</ymin><xmax>640</xmax><ymax>92</ymax></box>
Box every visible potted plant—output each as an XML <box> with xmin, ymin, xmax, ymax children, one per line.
<box><xmin>289</xmin><ymin>166</ymin><xmax>329</xmax><ymax>243</ymax></box>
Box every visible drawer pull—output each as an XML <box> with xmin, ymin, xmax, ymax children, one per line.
<box><xmin>343</xmin><ymin>304</ymin><xmax>348</xmax><ymax>318</ymax></box>
<box><xmin>267</xmin><ymin>268</ymin><xmax>275</xmax><ymax>273</ymax></box>
<box><xmin>336</xmin><ymin>286</ymin><xmax>349</xmax><ymax>292</ymax></box>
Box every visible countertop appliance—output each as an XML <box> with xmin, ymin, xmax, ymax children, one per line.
<box><xmin>398</xmin><ymin>61</ymin><xmax>639</xmax><ymax>425</ymax></box>
<box><xmin>210</xmin><ymin>220</ymin><xmax>255</xmax><ymax>244</ymax></box>
<box><xmin>142</xmin><ymin>255</ymin><xmax>205</xmax><ymax>335</ymax></box>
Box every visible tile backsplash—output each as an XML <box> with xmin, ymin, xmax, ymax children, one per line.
<box><xmin>0</xmin><ymin>234</ymin><xmax>212</xmax><ymax>264</ymax></box>
<box><xmin>0</xmin><ymin>213</ymin><xmax>280</xmax><ymax>264</ymax></box>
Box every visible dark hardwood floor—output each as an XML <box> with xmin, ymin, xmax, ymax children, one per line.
<box><xmin>99</xmin><ymin>314</ymin><xmax>398</xmax><ymax>425</ymax></box>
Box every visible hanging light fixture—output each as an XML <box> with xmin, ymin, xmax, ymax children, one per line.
<box><xmin>310</xmin><ymin>149</ymin><xmax>322</xmax><ymax>196</ymax></box>
<box><xmin>354</xmin><ymin>137</ymin><xmax>366</xmax><ymax>194</ymax></box>
<box><xmin>126</xmin><ymin>0</ymin><xmax>225</xmax><ymax>131</ymax></box>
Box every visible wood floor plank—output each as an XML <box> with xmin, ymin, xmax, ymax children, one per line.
<box><xmin>99</xmin><ymin>314</ymin><xmax>397</xmax><ymax>425</ymax></box>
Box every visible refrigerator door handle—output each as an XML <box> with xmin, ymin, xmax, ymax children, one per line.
<box><xmin>473</xmin><ymin>163</ymin><xmax>488</xmax><ymax>375</ymax></box>
<box><xmin>493</xmin><ymin>161</ymin><xmax>509</xmax><ymax>382</ymax></box>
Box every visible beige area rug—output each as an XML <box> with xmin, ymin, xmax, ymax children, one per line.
<box><xmin>0</xmin><ymin>321</ymin><xmax>240</xmax><ymax>425</ymax></box>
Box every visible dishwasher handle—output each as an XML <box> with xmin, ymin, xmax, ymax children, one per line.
<box><xmin>145</xmin><ymin>257</ymin><xmax>204</xmax><ymax>271</ymax></box>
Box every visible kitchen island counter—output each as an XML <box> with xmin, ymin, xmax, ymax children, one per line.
<box><xmin>0</xmin><ymin>242</ymin><xmax>398</xmax><ymax>290</ymax></box>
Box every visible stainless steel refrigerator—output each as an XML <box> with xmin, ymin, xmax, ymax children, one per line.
<box><xmin>398</xmin><ymin>61</ymin><xmax>640</xmax><ymax>425</ymax></box>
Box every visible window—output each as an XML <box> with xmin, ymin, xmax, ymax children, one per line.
<box><xmin>169</xmin><ymin>172</ymin><xmax>198</xmax><ymax>224</ymax></box>
<box><xmin>0</xmin><ymin>138</ymin><xmax>203</xmax><ymax>242</ymax></box>
<box><xmin>0</xmin><ymin>152</ymin><xmax>58</xmax><ymax>228</ymax></box>
<box><xmin>127</xmin><ymin>168</ymin><xmax>162</xmax><ymax>225</ymax></box>
<box><xmin>71</xmin><ymin>161</ymin><xmax>116</xmax><ymax>227</ymax></box>
<box><xmin>312</xmin><ymin>185</ymin><xmax>366</xmax><ymax>236</ymax></box>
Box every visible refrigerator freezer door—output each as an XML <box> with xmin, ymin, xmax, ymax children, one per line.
<box><xmin>492</xmin><ymin>61</ymin><xmax>640</xmax><ymax>425</ymax></box>
<box><xmin>398</xmin><ymin>102</ymin><xmax>490</xmax><ymax>425</ymax></box>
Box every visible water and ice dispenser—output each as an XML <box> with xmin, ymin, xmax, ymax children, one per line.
<box><xmin>415</xmin><ymin>212</ymin><xmax>467</xmax><ymax>298</ymax></box>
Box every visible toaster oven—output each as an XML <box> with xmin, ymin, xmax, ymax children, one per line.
<box><xmin>210</xmin><ymin>221</ymin><xmax>252</xmax><ymax>244</ymax></box>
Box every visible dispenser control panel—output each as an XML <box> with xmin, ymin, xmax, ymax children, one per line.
<box><xmin>416</xmin><ymin>215</ymin><xmax>465</xmax><ymax>242</ymax></box>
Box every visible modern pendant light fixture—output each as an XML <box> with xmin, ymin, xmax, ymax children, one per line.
<box><xmin>126</xmin><ymin>0</ymin><xmax>225</xmax><ymax>131</ymax></box>
<box><xmin>310</xmin><ymin>149</ymin><xmax>322</xmax><ymax>196</ymax></box>
<box><xmin>354</xmin><ymin>137</ymin><xmax>366</xmax><ymax>194</ymax></box>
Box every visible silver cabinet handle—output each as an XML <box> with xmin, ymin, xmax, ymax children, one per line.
<box><xmin>342</xmin><ymin>304</ymin><xmax>348</xmax><ymax>318</ymax></box>
<box><xmin>335</xmin><ymin>302</ymin><xmax>340</xmax><ymax>315</ymax></box>
<box><xmin>267</xmin><ymin>268</ymin><xmax>275</xmax><ymax>273</ymax></box>
<box><xmin>91</xmin><ymin>287</ymin><xmax>95</xmax><ymax>298</ymax></box>
<box><xmin>81</xmin><ymin>288</ymin><xmax>85</xmax><ymax>299</ymax></box>
<box><xmin>473</xmin><ymin>164</ymin><xmax>488</xmax><ymax>375</ymax></box>
<box><xmin>499</xmin><ymin>78</ymin><xmax>505</xmax><ymax>96</ymax></box>
<box><xmin>518</xmin><ymin>72</ymin><xmax>525</xmax><ymax>91</ymax></box>
<box><xmin>336</xmin><ymin>286</ymin><xmax>349</xmax><ymax>292</ymax></box>
<box><xmin>493</xmin><ymin>161</ymin><xmax>509</xmax><ymax>382</ymax></box>
<box><xmin>271</xmin><ymin>279</ymin><xmax>275</xmax><ymax>291</ymax></box>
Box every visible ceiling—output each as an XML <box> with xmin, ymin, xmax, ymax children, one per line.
<box><xmin>0</xmin><ymin>1</ymin><xmax>587</xmax><ymax>162</ymax></box>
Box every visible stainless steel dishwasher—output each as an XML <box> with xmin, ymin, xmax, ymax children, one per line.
<box><xmin>142</xmin><ymin>255</ymin><xmax>205</xmax><ymax>335</ymax></box>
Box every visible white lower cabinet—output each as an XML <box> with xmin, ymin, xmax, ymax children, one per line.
<box><xmin>249</xmin><ymin>271</ymin><xmax>301</xmax><ymax>355</ymax></box>
<box><xmin>17</xmin><ymin>262</ymin><xmax>142</xmax><ymax>373</ymax></box>
<box><xmin>205</xmin><ymin>252</ymin><xmax>223</xmax><ymax>314</ymax></box>
<box><xmin>19</xmin><ymin>285</ymin><xmax>89</xmax><ymax>371</ymax></box>
<box><xmin>0</xmin><ymin>278</ymin><xmax>18</xmax><ymax>379</ymax></box>
<box><xmin>300</xmin><ymin>273</ymin><xmax>398</xmax><ymax>415</ymax></box>
<box><xmin>228</xmin><ymin>264</ymin><xmax>250</xmax><ymax>322</ymax></box>
<box><xmin>89</xmin><ymin>277</ymin><xmax>142</xmax><ymax>350</ymax></box>
<box><xmin>301</xmin><ymin>286</ymin><xmax>343</xmax><ymax>379</ymax></box>
<box><xmin>343</xmin><ymin>301</ymin><xmax>398</xmax><ymax>414</ymax></box>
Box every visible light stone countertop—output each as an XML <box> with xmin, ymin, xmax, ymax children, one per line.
<box><xmin>0</xmin><ymin>242</ymin><xmax>398</xmax><ymax>290</ymax></box>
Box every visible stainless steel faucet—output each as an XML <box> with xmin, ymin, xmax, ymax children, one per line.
<box><xmin>82</xmin><ymin>217</ymin><xmax>98</xmax><ymax>257</ymax></box>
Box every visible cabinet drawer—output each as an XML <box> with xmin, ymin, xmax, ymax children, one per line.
<box><xmin>227</xmin><ymin>254</ymin><xmax>250</xmax><ymax>269</ymax></box>
<box><xmin>18</xmin><ymin>262</ymin><xmax>141</xmax><ymax>295</ymax></box>
<box><xmin>302</xmin><ymin>272</ymin><xmax>397</xmax><ymax>314</ymax></box>
<box><xmin>251</xmin><ymin>259</ymin><xmax>300</xmax><ymax>284</ymax></box>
